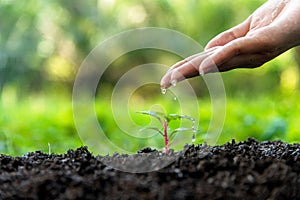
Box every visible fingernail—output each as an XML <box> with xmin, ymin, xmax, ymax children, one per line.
<box><xmin>199</xmin><ymin>68</ymin><xmax>204</xmax><ymax>76</ymax></box>
<box><xmin>171</xmin><ymin>80</ymin><xmax>177</xmax><ymax>86</ymax></box>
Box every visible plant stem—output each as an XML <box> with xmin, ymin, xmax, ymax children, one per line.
<box><xmin>163</xmin><ymin>120</ymin><xmax>169</xmax><ymax>154</ymax></box>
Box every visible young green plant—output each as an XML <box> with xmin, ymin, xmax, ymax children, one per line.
<box><xmin>138</xmin><ymin>111</ymin><xmax>196</xmax><ymax>154</ymax></box>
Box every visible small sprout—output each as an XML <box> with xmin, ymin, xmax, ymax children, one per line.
<box><xmin>138</xmin><ymin>111</ymin><xmax>196</xmax><ymax>154</ymax></box>
<box><xmin>48</xmin><ymin>142</ymin><xmax>51</xmax><ymax>155</ymax></box>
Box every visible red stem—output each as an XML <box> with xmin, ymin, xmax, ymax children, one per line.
<box><xmin>163</xmin><ymin>120</ymin><xmax>169</xmax><ymax>154</ymax></box>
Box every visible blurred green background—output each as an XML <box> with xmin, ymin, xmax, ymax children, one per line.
<box><xmin>1</xmin><ymin>0</ymin><xmax>300</xmax><ymax>155</ymax></box>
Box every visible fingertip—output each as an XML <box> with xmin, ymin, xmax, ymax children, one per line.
<box><xmin>161</xmin><ymin>61</ymin><xmax>187</xmax><ymax>89</ymax></box>
<box><xmin>160</xmin><ymin>75</ymin><xmax>171</xmax><ymax>89</ymax></box>
<box><xmin>160</xmin><ymin>81</ymin><xmax>170</xmax><ymax>89</ymax></box>
<box><xmin>170</xmin><ymin>80</ymin><xmax>177</xmax><ymax>87</ymax></box>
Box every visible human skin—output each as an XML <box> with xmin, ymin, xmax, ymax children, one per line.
<box><xmin>160</xmin><ymin>0</ymin><xmax>300</xmax><ymax>89</ymax></box>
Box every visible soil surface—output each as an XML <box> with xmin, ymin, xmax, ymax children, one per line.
<box><xmin>0</xmin><ymin>138</ymin><xmax>300</xmax><ymax>200</ymax></box>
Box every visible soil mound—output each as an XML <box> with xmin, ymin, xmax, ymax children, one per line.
<box><xmin>0</xmin><ymin>138</ymin><xmax>299</xmax><ymax>199</ymax></box>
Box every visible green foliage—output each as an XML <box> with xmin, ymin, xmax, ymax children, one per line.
<box><xmin>1</xmin><ymin>0</ymin><xmax>298</xmax><ymax>96</ymax></box>
<box><xmin>137</xmin><ymin>111</ymin><xmax>195</xmax><ymax>124</ymax></box>
<box><xmin>1</xmin><ymin>92</ymin><xmax>299</xmax><ymax>156</ymax></box>
<box><xmin>137</xmin><ymin>111</ymin><xmax>195</xmax><ymax>154</ymax></box>
<box><xmin>0</xmin><ymin>92</ymin><xmax>82</xmax><ymax>155</ymax></box>
<box><xmin>137</xmin><ymin>111</ymin><xmax>195</xmax><ymax>137</ymax></box>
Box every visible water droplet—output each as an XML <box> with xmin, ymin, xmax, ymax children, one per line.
<box><xmin>192</xmin><ymin>134</ymin><xmax>196</xmax><ymax>143</ymax></box>
<box><xmin>191</xmin><ymin>121</ymin><xmax>196</xmax><ymax>132</ymax></box>
<box><xmin>190</xmin><ymin>119</ymin><xmax>196</xmax><ymax>142</ymax></box>
<box><xmin>161</xmin><ymin>88</ymin><xmax>167</xmax><ymax>95</ymax></box>
<box><xmin>171</xmin><ymin>80</ymin><xmax>177</xmax><ymax>87</ymax></box>
<box><xmin>173</xmin><ymin>96</ymin><xmax>177</xmax><ymax>101</ymax></box>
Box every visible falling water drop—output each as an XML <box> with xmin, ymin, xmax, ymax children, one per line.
<box><xmin>192</xmin><ymin>134</ymin><xmax>196</xmax><ymax>143</ymax></box>
<box><xmin>191</xmin><ymin>120</ymin><xmax>196</xmax><ymax>143</ymax></box>
<box><xmin>191</xmin><ymin>120</ymin><xmax>195</xmax><ymax>132</ymax></box>
<box><xmin>161</xmin><ymin>88</ymin><xmax>167</xmax><ymax>95</ymax></box>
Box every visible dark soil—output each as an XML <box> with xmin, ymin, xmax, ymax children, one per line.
<box><xmin>0</xmin><ymin>138</ymin><xmax>300</xmax><ymax>200</ymax></box>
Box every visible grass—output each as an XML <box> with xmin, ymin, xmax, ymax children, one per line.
<box><xmin>0</xmin><ymin>91</ymin><xmax>83</xmax><ymax>155</ymax></box>
<box><xmin>0</xmin><ymin>89</ymin><xmax>300</xmax><ymax>156</ymax></box>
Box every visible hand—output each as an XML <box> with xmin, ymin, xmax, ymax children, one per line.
<box><xmin>161</xmin><ymin>0</ymin><xmax>300</xmax><ymax>89</ymax></box>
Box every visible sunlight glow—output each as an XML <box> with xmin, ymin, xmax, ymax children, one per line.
<box><xmin>98</xmin><ymin>0</ymin><xmax>115</xmax><ymax>10</ymax></box>
<box><xmin>127</xmin><ymin>5</ymin><xmax>147</xmax><ymax>24</ymax></box>
<box><xmin>280</xmin><ymin>66</ymin><xmax>299</xmax><ymax>92</ymax></box>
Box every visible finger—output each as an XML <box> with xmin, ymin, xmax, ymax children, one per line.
<box><xmin>161</xmin><ymin>54</ymin><xmax>203</xmax><ymax>88</ymax></box>
<box><xmin>205</xmin><ymin>18</ymin><xmax>251</xmax><ymax>50</ymax></box>
<box><xmin>160</xmin><ymin>70</ymin><xmax>173</xmax><ymax>88</ymax></box>
<box><xmin>216</xmin><ymin>53</ymin><xmax>275</xmax><ymax>72</ymax></box>
<box><xmin>166</xmin><ymin>52</ymin><xmax>205</xmax><ymax>73</ymax></box>
<box><xmin>161</xmin><ymin>64</ymin><xmax>195</xmax><ymax>89</ymax></box>
<box><xmin>167</xmin><ymin>47</ymin><xmax>218</xmax><ymax>73</ymax></box>
<box><xmin>161</xmin><ymin>49</ymin><xmax>217</xmax><ymax>88</ymax></box>
<box><xmin>201</xmin><ymin>37</ymin><xmax>262</xmax><ymax>73</ymax></box>
<box><xmin>170</xmin><ymin>63</ymin><xmax>199</xmax><ymax>84</ymax></box>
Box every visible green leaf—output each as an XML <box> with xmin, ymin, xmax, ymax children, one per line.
<box><xmin>139</xmin><ymin>127</ymin><xmax>163</xmax><ymax>136</ymax></box>
<box><xmin>166</xmin><ymin>114</ymin><xmax>195</xmax><ymax>123</ymax></box>
<box><xmin>170</xmin><ymin>127</ymin><xmax>193</xmax><ymax>138</ymax></box>
<box><xmin>137</xmin><ymin>111</ymin><xmax>166</xmax><ymax>124</ymax></box>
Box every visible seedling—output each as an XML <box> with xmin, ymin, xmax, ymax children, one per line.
<box><xmin>138</xmin><ymin>111</ymin><xmax>196</xmax><ymax>154</ymax></box>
